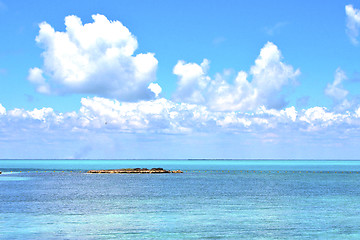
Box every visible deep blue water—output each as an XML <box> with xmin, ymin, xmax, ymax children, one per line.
<box><xmin>1</xmin><ymin>160</ymin><xmax>360</xmax><ymax>239</ymax></box>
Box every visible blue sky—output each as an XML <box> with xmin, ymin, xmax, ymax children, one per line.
<box><xmin>1</xmin><ymin>0</ymin><xmax>360</xmax><ymax>159</ymax></box>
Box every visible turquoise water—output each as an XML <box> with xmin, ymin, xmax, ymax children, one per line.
<box><xmin>1</xmin><ymin>160</ymin><xmax>360</xmax><ymax>239</ymax></box>
<box><xmin>2</xmin><ymin>159</ymin><xmax>360</xmax><ymax>171</ymax></box>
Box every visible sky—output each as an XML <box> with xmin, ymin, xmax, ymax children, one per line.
<box><xmin>1</xmin><ymin>0</ymin><xmax>360</xmax><ymax>159</ymax></box>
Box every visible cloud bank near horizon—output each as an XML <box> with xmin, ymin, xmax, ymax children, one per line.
<box><xmin>1</xmin><ymin>97</ymin><xmax>360</xmax><ymax>137</ymax></box>
<box><xmin>2</xmin><ymin>97</ymin><xmax>360</xmax><ymax>159</ymax></box>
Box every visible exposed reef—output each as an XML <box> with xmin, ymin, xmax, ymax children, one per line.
<box><xmin>87</xmin><ymin>168</ymin><xmax>183</xmax><ymax>174</ymax></box>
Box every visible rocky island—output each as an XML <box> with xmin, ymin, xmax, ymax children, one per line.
<box><xmin>87</xmin><ymin>168</ymin><xmax>183</xmax><ymax>174</ymax></box>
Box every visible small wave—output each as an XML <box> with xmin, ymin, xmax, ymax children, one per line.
<box><xmin>0</xmin><ymin>171</ymin><xmax>21</xmax><ymax>175</ymax></box>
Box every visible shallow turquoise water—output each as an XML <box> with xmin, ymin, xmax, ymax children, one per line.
<box><xmin>1</xmin><ymin>160</ymin><xmax>360</xmax><ymax>239</ymax></box>
<box><xmin>2</xmin><ymin>159</ymin><xmax>360</xmax><ymax>171</ymax></box>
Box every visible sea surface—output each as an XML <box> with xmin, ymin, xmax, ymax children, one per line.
<box><xmin>1</xmin><ymin>159</ymin><xmax>360</xmax><ymax>239</ymax></box>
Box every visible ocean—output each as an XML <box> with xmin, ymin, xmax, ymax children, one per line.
<box><xmin>1</xmin><ymin>159</ymin><xmax>360</xmax><ymax>239</ymax></box>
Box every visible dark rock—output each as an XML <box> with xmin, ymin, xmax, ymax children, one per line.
<box><xmin>151</xmin><ymin>168</ymin><xmax>164</xmax><ymax>171</ymax></box>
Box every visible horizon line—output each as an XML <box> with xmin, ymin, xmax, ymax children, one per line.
<box><xmin>1</xmin><ymin>158</ymin><xmax>360</xmax><ymax>161</ymax></box>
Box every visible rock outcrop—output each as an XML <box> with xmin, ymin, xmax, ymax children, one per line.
<box><xmin>87</xmin><ymin>168</ymin><xmax>183</xmax><ymax>174</ymax></box>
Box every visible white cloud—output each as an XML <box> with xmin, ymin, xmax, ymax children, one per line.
<box><xmin>0</xmin><ymin>103</ymin><xmax>5</xmax><ymax>115</ymax></box>
<box><xmin>3</xmin><ymin>96</ymin><xmax>360</xmax><ymax>159</ymax></box>
<box><xmin>257</xmin><ymin>106</ymin><xmax>297</xmax><ymax>122</ymax></box>
<box><xmin>298</xmin><ymin>106</ymin><xmax>353</xmax><ymax>131</ymax></box>
<box><xmin>249</xmin><ymin>42</ymin><xmax>300</xmax><ymax>109</ymax></box>
<box><xmin>29</xmin><ymin>14</ymin><xmax>159</xmax><ymax>101</ymax></box>
<box><xmin>148</xmin><ymin>83</ymin><xmax>162</xmax><ymax>97</ymax></box>
<box><xmin>28</xmin><ymin>67</ymin><xmax>50</xmax><ymax>94</ymax></box>
<box><xmin>78</xmin><ymin>97</ymin><xmax>216</xmax><ymax>133</ymax></box>
<box><xmin>2</xmin><ymin>97</ymin><xmax>360</xmax><ymax>137</ymax></box>
<box><xmin>173</xmin><ymin>59</ymin><xmax>210</xmax><ymax>104</ymax></box>
<box><xmin>324</xmin><ymin>68</ymin><xmax>355</xmax><ymax>112</ymax></box>
<box><xmin>76</xmin><ymin>97</ymin><xmax>360</xmax><ymax>135</ymax></box>
<box><xmin>173</xmin><ymin>42</ymin><xmax>300</xmax><ymax>111</ymax></box>
<box><xmin>325</xmin><ymin>68</ymin><xmax>348</xmax><ymax>101</ymax></box>
<box><xmin>300</xmin><ymin>107</ymin><xmax>340</xmax><ymax>124</ymax></box>
<box><xmin>8</xmin><ymin>107</ymin><xmax>62</xmax><ymax>123</ymax></box>
<box><xmin>346</xmin><ymin>4</ymin><xmax>360</xmax><ymax>45</ymax></box>
<box><xmin>355</xmin><ymin>106</ymin><xmax>360</xmax><ymax>118</ymax></box>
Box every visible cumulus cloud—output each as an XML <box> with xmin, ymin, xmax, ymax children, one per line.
<box><xmin>299</xmin><ymin>107</ymin><xmax>348</xmax><ymax>126</ymax></box>
<box><xmin>173</xmin><ymin>59</ymin><xmax>210</xmax><ymax>104</ymax></box>
<box><xmin>346</xmin><ymin>4</ymin><xmax>360</xmax><ymax>45</ymax></box>
<box><xmin>173</xmin><ymin>42</ymin><xmax>300</xmax><ymax>111</ymax></box>
<box><xmin>28</xmin><ymin>14</ymin><xmax>159</xmax><ymax>101</ymax></box>
<box><xmin>8</xmin><ymin>107</ymin><xmax>55</xmax><ymax>122</ymax></box>
<box><xmin>78</xmin><ymin>97</ymin><xmax>216</xmax><ymax>133</ymax></box>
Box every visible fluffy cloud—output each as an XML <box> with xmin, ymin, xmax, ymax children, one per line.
<box><xmin>346</xmin><ymin>5</ymin><xmax>360</xmax><ymax>45</ymax></box>
<box><xmin>173</xmin><ymin>42</ymin><xmax>300</xmax><ymax>111</ymax></box>
<box><xmin>78</xmin><ymin>97</ymin><xmax>216</xmax><ymax>133</ymax></box>
<box><xmin>28</xmin><ymin>67</ymin><xmax>50</xmax><ymax>94</ymax></box>
<box><xmin>173</xmin><ymin>59</ymin><xmax>210</xmax><ymax>104</ymax></box>
<box><xmin>299</xmin><ymin>107</ymin><xmax>349</xmax><ymax>128</ymax></box>
<box><xmin>324</xmin><ymin>68</ymin><xmax>356</xmax><ymax>112</ymax></box>
<box><xmin>148</xmin><ymin>83</ymin><xmax>162</xmax><ymax>98</ymax></box>
<box><xmin>3</xmin><ymin>99</ymin><xmax>360</xmax><ymax>159</ymax></box>
<box><xmin>325</xmin><ymin>68</ymin><xmax>348</xmax><ymax>101</ymax></box>
<box><xmin>28</xmin><ymin>14</ymin><xmax>159</xmax><ymax>101</ymax></box>
<box><xmin>2</xmin><ymin>97</ymin><xmax>360</xmax><ymax>137</ymax></box>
